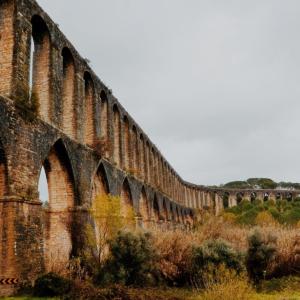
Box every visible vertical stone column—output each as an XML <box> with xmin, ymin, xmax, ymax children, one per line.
<box><xmin>75</xmin><ymin>73</ymin><xmax>85</xmax><ymax>143</ymax></box>
<box><xmin>244</xmin><ymin>192</ymin><xmax>251</xmax><ymax>202</ymax></box>
<box><xmin>215</xmin><ymin>193</ymin><xmax>224</xmax><ymax>215</ymax></box>
<box><xmin>256</xmin><ymin>192</ymin><xmax>264</xmax><ymax>203</ymax></box>
<box><xmin>269</xmin><ymin>192</ymin><xmax>276</xmax><ymax>202</ymax></box>
<box><xmin>228</xmin><ymin>193</ymin><xmax>236</xmax><ymax>207</ymax></box>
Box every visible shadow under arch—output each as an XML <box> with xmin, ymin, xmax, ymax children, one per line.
<box><xmin>83</xmin><ymin>71</ymin><xmax>95</xmax><ymax>146</ymax></box>
<box><xmin>175</xmin><ymin>206</ymin><xmax>181</xmax><ymax>223</ymax></box>
<box><xmin>31</xmin><ymin>14</ymin><xmax>52</xmax><ymax>121</ymax></box>
<box><xmin>39</xmin><ymin>139</ymin><xmax>76</xmax><ymax>271</ymax></box>
<box><xmin>91</xmin><ymin>162</ymin><xmax>110</xmax><ymax>202</ymax></box>
<box><xmin>153</xmin><ymin>194</ymin><xmax>160</xmax><ymax>223</ymax></box>
<box><xmin>139</xmin><ymin>186</ymin><xmax>150</xmax><ymax>227</ymax></box>
<box><xmin>162</xmin><ymin>198</ymin><xmax>169</xmax><ymax>221</ymax></box>
<box><xmin>120</xmin><ymin>178</ymin><xmax>135</xmax><ymax>221</ymax></box>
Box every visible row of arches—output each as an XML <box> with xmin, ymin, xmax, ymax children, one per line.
<box><xmin>91</xmin><ymin>163</ymin><xmax>187</xmax><ymax>224</ymax></box>
<box><xmin>218</xmin><ymin>190</ymin><xmax>295</xmax><ymax>209</ymax></box>
<box><xmin>36</xmin><ymin>139</ymin><xmax>190</xmax><ymax>225</ymax></box>
<box><xmin>0</xmin><ymin>3</ymin><xmax>204</xmax><ymax>209</ymax></box>
<box><xmin>35</xmin><ymin>139</ymin><xmax>191</xmax><ymax>270</ymax></box>
<box><xmin>28</xmin><ymin>14</ymin><xmax>188</xmax><ymax>205</ymax></box>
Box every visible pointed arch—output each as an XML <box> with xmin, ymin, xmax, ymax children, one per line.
<box><xmin>153</xmin><ymin>194</ymin><xmax>160</xmax><ymax>222</ymax></box>
<box><xmin>139</xmin><ymin>134</ymin><xmax>145</xmax><ymax>179</ymax></box>
<box><xmin>62</xmin><ymin>47</ymin><xmax>76</xmax><ymax>138</ymax></box>
<box><xmin>41</xmin><ymin>139</ymin><xmax>75</xmax><ymax>271</ymax></box>
<box><xmin>123</xmin><ymin>116</ymin><xmax>130</xmax><ymax>170</ymax></box>
<box><xmin>132</xmin><ymin>126</ymin><xmax>138</xmax><ymax>173</ymax></box>
<box><xmin>145</xmin><ymin>141</ymin><xmax>151</xmax><ymax>183</ymax></box>
<box><xmin>139</xmin><ymin>187</ymin><xmax>149</xmax><ymax>224</ymax></box>
<box><xmin>175</xmin><ymin>206</ymin><xmax>181</xmax><ymax>223</ymax></box>
<box><xmin>120</xmin><ymin>178</ymin><xmax>134</xmax><ymax>221</ymax></box>
<box><xmin>92</xmin><ymin>163</ymin><xmax>110</xmax><ymax>202</ymax></box>
<box><xmin>31</xmin><ymin>15</ymin><xmax>51</xmax><ymax>121</ymax></box>
<box><xmin>113</xmin><ymin>105</ymin><xmax>121</xmax><ymax>167</ymax></box>
<box><xmin>42</xmin><ymin>139</ymin><xmax>75</xmax><ymax>210</ymax></box>
<box><xmin>84</xmin><ymin>72</ymin><xmax>95</xmax><ymax>146</ymax></box>
<box><xmin>100</xmin><ymin>91</ymin><xmax>109</xmax><ymax>157</ymax></box>
<box><xmin>162</xmin><ymin>198</ymin><xmax>169</xmax><ymax>221</ymax></box>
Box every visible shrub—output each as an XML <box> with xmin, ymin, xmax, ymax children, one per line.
<box><xmin>33</xmin><ymin>272</ymin><xmax>71</xmax><ymax>297</ymax></box>
<box><xmin>152</xmin><ymin>229</ymin><xmax>195</xmax><ymax>286</ymax></box>
<box><xmin>63</xmin><ymin>280</ymin><xmax>100</xmax><ymax>300</ymax></box>
<box><xmin>255</xmin><ymin>211</ymin><xmax>278</xmax><ymax>226</ymax></box>
<box><xmin>97</xmin><ymin>231</ymin><xmax>158</xmax><ymax>286</ymax></box>
<box><xmin>199</xmin><ymin>265</ymin><xmax>253</xmax><ymax>300</ymax></box>
<box><xmin>237</xmin><ymin>207</ymin><xmax>260</xmax><ymax>225</ymax></box>
<box><xmin>246</xmin><ymin>230</ymin><xmax>277</xmax><ymax>284</ymax></box>
<box><xmin>190</xmin><ymin>239</ymin><xmax>244</xmax><ymax>288</ymax></box>
<box><xmin>222</xmin><ymin>212</ymin><xmax>237</xmax><ymax>224</ymax></box>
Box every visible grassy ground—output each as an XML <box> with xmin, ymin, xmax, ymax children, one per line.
<box><xmin>2</xmin><ymin>290</ymin><xmax>300</xmax><ymax>300</ymax></box>
<box><xmin>2</xmin><ymin>276</ymin><xmax>300</xmax><ymax>299</ymax></box>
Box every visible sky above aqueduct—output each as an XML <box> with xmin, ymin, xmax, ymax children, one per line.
<box><xmin>37</xmin><ymin>0</ymin><xmax>300</xmax><ymax>187</ymax></box>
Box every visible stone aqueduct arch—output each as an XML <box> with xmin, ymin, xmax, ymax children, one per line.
<box><xmin>0</xmin><ymin>0</ymin><xmax>299</xmax><ymax>293</ymax></box>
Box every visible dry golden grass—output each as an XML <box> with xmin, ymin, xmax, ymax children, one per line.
<box><xmin>149</xmin><ymin>214</ymin><xmax>300</xmax><ymax>280</ymax></box>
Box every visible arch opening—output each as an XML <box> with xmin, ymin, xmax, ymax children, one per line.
<box><xmin>123</xmin><ymin>117</ymin><xmax>130</xmax><ymax>170</ymax></box>
<box><xmin>84</xmin><ymin>72</ymin><xmax>95</xmax><ymax>146</ymax></box>
<box><xmin>120</xmin><ymin>179</ymin><xmax>134</xmax><ymax>224</ymax></box>
<box><xmin>38</xmin><ymin>166</ymin><xmax>49</xmax><ymax>207</ymax></box>
<box><xmin>264</xmin><ymin>192</ymin><xmax>269</xmax><ymax>202</ymax></box>
<box><xmin>176</xmin><ymin>206</ymin><xmax>181</xmax><ymax>223</ymax></box>
<box><xmin>100</xmin><ymin>91</ymin><xmax>109</xmax><ymax>157</ymax></box>
<box><xmin>91</xmin><ymin>163</ymin><xmax>110</xmax><ymax>255</ymax></box>
<box><xmin>223</xmin><ymin>192</ymin><xmax>229</xmax><ymax>209</ymax></box>
<box><xmin>41</xmin><ymin>140</ymin><xmax>75</xmax><ymax>271</ymax></box>
<box><xmin>153</xmin><ymin>195</ymin><xmax>160</xmax><ymax>223</ymax></box>
<box><xmin>132</xmin><ymin>126</ymin><xmax>138</xmax><ymax>175</ymax></box>
<box><xmin>139</xmin><ymin>188</ymin><xmax>149</xmax><ymax>227</ymax></box>
<box><xmin>113</xmin><ymin>105</ymin><xmax>121</xmax><ymax>167</ymax></box>
<box><xmin>250</xmin><ymin>192</ymin><xmax>257</xmax><ymax>202</ymax></box>
<box><xmin>139</xmin><ymin>135</ymin><xmax>145</xmax><ymax>179</ymax></box>
<box><xmin>162</xmin><ymin>198</ymin><xmax>169</xmax><ymax>221</ymax></box>
<box><xmin>31</xmin><ymin>15</ymin><xmax>51</xmax><ymax>121</ymax></box>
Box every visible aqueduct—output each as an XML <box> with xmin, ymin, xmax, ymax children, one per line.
<box><xmin>0</xmin><ymin>0</ymin><xmax>299</xmax><ymax>293</ymax></box>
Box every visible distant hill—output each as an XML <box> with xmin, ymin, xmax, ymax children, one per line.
<box><xmin>217</xmin><ymin>178</ymin><xmax>300</xmax><ymax>190</ymax></box>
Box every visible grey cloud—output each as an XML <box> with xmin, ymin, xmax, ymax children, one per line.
<box><xmin>38</xmin><ymin>0</ymin><xmax>300</xmax><ymax>185</ymax></box>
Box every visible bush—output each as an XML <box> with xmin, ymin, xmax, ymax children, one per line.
<box><xmin>246</xmin><ymin>230</ymin><xmax>277</xmax><ymax>284</ymax></box>
<box><xmin>255</xmin><ymin>211</ymin><xmax>278</xmax><ymax>226</ymax></box>
<box><xmin>97</xmin><ymin>231</ymin><xmax>158</xmax><ymax>286</ymax></box>
<box><xmin>199</xmin><ymin>265</ymin><xmax>253</xmax><ymax>300</ymax></box>
<box><xmin>152</xmin><ymin>229</ymin><xmax>195</xmax><ymax>286</ymax></box>
<box><xmin>33</xmin><ymin>272</ymin><xmax>71</xmax><ymax>297</ymax></box>
<box><xmin>63</xmin><ymin>280</ymin><xmax>100</xmax><ymax>300</ymax></box>
<box><xmin>190</xmin><ymin>239</ymin><xmax>244</xmax><ymax>288</ymax></box>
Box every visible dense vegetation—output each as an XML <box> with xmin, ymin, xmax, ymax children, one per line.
<box><xmin>224</xmin><ymin>198</ymin><xmax>300</xmax><ymax>225</ymax></box>
<box><xmin>218</xmin><ymin>177</ymin><xmax>300</xmax><ymax>190</ymax></box>
<box><xmin>13</xmin><ymin>196</ymin><xmax>300</xmax><ymax>300</ymax></box>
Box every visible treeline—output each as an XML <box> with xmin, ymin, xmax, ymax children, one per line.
<box><xmin>217</xmin><ymin>178</ymin><xmax>300</xmax><ymax>190</ymax></box>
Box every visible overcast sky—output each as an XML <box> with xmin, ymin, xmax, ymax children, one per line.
<box><xmin>37</xmin><ymin>0</ymin><xmax>300</xmax><ymax>186</ymax></box>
